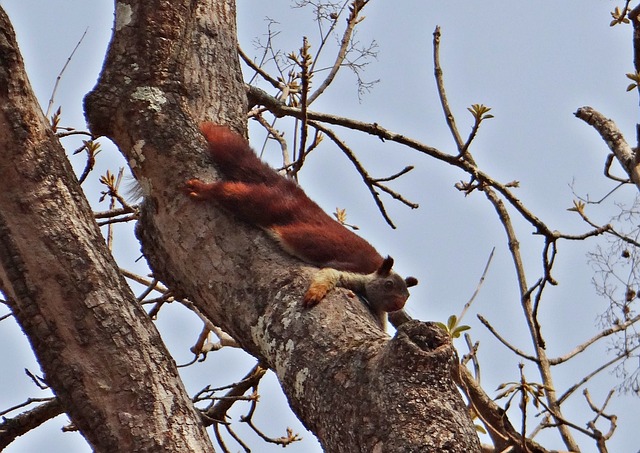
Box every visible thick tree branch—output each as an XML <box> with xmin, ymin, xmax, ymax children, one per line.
<box><xmin>575</xmin><ymin>106</ymin><xmax>640</xmax><ymax>191</ymax></box>
<box><xmin>0</xmin><ymin>7</ymin><xmax>213</xmax><ymax>451</ymax></box>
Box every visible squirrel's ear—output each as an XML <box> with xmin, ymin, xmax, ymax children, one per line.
<box><xmin>405</xmin><ymin>276</ymin><xmax>418</xmax><ymax>287</ymax></box>
<box><xmin>377</xmin><ymin>256</ymin><xmax>394</xmax><ymax>276</ymax></box>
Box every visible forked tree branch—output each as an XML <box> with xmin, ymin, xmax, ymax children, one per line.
<box><xmin>575</xmin><ymin>106</ymin><xmax>640</xmax><ymax>191</ymax></box>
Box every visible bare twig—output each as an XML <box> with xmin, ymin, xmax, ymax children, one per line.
<box><xmin>199</xmin><ymin>364</ymin><xmax>267</xmax><ymax>427</ymax></box>
<box><xmin>238</xmin><ymin>45</ymin><xmax>282</xmax><ymax>91</ymax></box>
<box><xmin>45</xmin><ymin>27</ymin><xmax>88</xmax><ymax>118</ymax></box>
<box><xmin>307</xmin><ymin>0</ymin><xmax>370</xmax><ymax>104</ymax></box>
<box><xmin>550</xmin><ymin>313</ymin><xmax>640</xmax><ymax>365</ymax></box>
<box><xmin>477</xmin><ymin>315</ymin><xmax>538</xmax><ymax>362</ymax></box>
<box><xmin>433</xmin><ymin>26</ymin><xmax>463</xmax><ymax>150</ymax></box>
<box><xmin>252</xmin><ymin>115</ymin><xmax>291</xmax><ymax>170</ymax></box>
<box><xmin>604</xmin><ymin>153</ymin><xmax>631</xmax><ymax>184</ymax></box>
<box><xmin>0</xmin><ymin>398</ymin><xmax>64</xmax><ymax>450</ymax></box>
<box><xmin>556</xmin><ymin>344</ymin><xmax>640</xmax><ymax>405</ymax></box>
<box><xmin>309</xmin><ymin>121</ymin><xmax>417</xmax><ymax>227</ymax></box>
<box><xmin>462</xmin><ymin>333</ymin><xmax>481</xmax><ymax>383</ymax></box>
<box><xmin>458</xmin><ymin>247</ymin><xmax>495</xmax><ymax>324</ymax></box>
<box><xmin>584</xmin><ymin>388</ymin><xmax>617</xmax><ymax>451</ymax></box>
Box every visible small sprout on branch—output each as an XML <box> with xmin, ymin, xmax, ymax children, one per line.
<box><xmin>77</xmin><ymin>139</ymin><xmax>101</xmax><ymax>156</ymax></box>
<box><xmin>610</xmin><ymin>6</ymin><xmax>631</xmax><ymax>26</ymax></box>
<box><xmin>99</xmin><ymin>170</ymin><xmax>119</xmax><ymax>202</ymax></box>
<box><xmin>334</xmin><ymin>207</ymin><xmax>347</xmax><ymax>224</ymax></box>
<box><xmin>457</xmin><ymin>104</ymin><xmax>494</xmax><ymax>156</ymax></box>
<box><xmin>467</xmin><ymin>103</ymin><xmax>494</xmax><ymax>122</ymax></box>
<box><xmin>436</xmin><ymin>314</ymin><xmax>471</xmax><ymax>339</ymax></box>
<box><xmin>567</xmin><ymin>199</ymin><xmax>586</xmax><ymax>214</ymax></box>
<box><xmin>333</xmin><ymin>207</ymin><xmax>359</xmax><ymax>230</ymax></box>
<box><xmin>75</xmin><ymin>140</ymin><xmax>101</xmax><ymax>184</ymax></box>
<box><xmin>50</xmin><ymin>106</ymin><xmax>62</xmax><ymax>132</ymax></box>
<box><xmin>625</xmin><ymin>71</ymin><xmax>640</xmax><ymax>91</ymax></box>
<box><xmin>495</xmin><ymin>364</ymin><xmax>548</xmax><ymax>411</ymax></box>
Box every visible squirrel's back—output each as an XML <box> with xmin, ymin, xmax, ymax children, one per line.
<box><xmin>193</xmin><ymin>122</ymin><xmax>385</xmax><ymax>274</ymax></box>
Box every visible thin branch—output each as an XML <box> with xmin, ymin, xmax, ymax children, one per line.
<box><xmin>179</xmin><ymin>298</ymin><xmax>239</xmax><ymax>349</ymax></box>
<box><xmin>374</xmin><ymin>165</ymin><xmax>414</xmax><ymax>182</ymax></box>
<box><xmin>550</xmin><ymin>313</ymin><xmax>640</xmax><ymax>364</ymax></box>
<box><xmin>0</xmin><ymin>398</ymin><xmax>64</xmax><ymax>450</ymax></box>
<box><xmin>477</xmin><ymin>315</ymin><xmax>538</xmax><ymax>363</ymax></box>
<box><xmin>584</xmin><ymin>388</ymin><xmax>617</xmax><ymax>449</ymax></box>
<box><xmin>309</xmin><ymin>121</ymin><xmax>394</xmax><ymax>225</ymax></box>
<box><xmin>307</xmin><ymin>0</ymin><xmax>370</xmax><ymax>104</ymax></box>
<box><xmin>238</xmin><ymin>45</ymin><xmax>282</xmax><ymax>91</ymax></box>
<box><xmin>462</xmin><ymin>333</ymin><xmax>481</xmax><ymax>383</ymax></box>
<box><xmin>94</xmin><ymin>206</ymin><xmax>137</xmax><ymax>219</ymax></box>
<box><xmin>604</xmin><ymin>153</ymin><xmax>631</xmax><ymax>183</ymax></box>
<box><xmin>120</xmin><ymin>268</ymin><xmax>168</xmax><ymax>292</ymax></box>
<box><xmin>572</xmin><ymin>203</ymin><xmax>640</xmax><ymax>247</ymax></box>
<box><xmin>432</xmin><ymin>26</ymin><xmax>464</xmax><ymax>150</ymax></box>
<box><xmin>556</xmin><ymin>344</ymin><xmax>640</xmax><ymax>405</ymax></box>
<box><xmin>458</xmin><ymin>247</ymin><xmax>495</xmax><ymax>324</ymax></box>
<box><xmin>45</xmin><ymin>28</ymin><xmax>88</xmax><ymax>118</ymax></box>
<box><xmin>306</xmin><ymin>0</ymin><xmax>348</xmax><ymax>77</ymax></box>
<box><xmin>252</xmin><ymin>115</ymin><xmax>291</xmax><ymax>170</ymax></box>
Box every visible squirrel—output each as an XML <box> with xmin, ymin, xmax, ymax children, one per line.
<box><xmin>185</xmin><ymin>122</ymin><xmax>418</xmax><ymax>326</ymax></box>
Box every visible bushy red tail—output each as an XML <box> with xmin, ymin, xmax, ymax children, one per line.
<box><xmin>200</xmin><ymin>122</ymin><xmax>281</xmax><ymax>185</ymax></box>
<box><xmin>190</xmin><ymin>122</ymin><xmax>385</xmax><ymax>274</ymax></box>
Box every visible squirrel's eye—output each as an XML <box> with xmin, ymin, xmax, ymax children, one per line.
<box><xmin>384</xmin><ymin>280</ymin><xmax>394</xmax><ymax>290</ymax></box>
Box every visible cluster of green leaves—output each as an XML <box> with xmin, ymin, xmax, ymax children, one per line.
<box><xmin>436</xmin><ymin>315</ymin><xmax>471</xmax><ymax>339</ymax></box>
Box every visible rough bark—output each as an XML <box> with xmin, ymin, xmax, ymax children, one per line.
<box><xmin>0</xmin><ymin>7</ymin><xmax>214</xmax><ymax>452</ymax></box>
<box><xmin>83</xmin><ymin>0</ymin><xmax>480</xmax><ymax>451</ymax></box>
<box><xmin>575</xmin><ymin>106</ymin><xmax>640</xmax><ymax>190</ymax></box>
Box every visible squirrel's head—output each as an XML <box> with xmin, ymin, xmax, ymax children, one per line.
<box><xmin>363</xmin><ymin>256</ymin><xmax>418</xmax><ymax>312</ymax></box>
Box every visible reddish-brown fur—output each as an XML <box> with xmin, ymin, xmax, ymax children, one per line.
<box><xmin>186</xmin><ymin>123</ymin><xmax>384</xmax><ymax>274</ymax></box>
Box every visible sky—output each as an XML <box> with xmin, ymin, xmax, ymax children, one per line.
<box><xmin>0</xmin><ymin>1</ymin><xmax>638</xmax><ymax>452</ymax></box>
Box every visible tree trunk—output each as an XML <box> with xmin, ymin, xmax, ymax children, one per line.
<box><xmin>0</xmin><ymin>7</ymin><xmax>214</xmax><ymax>452</ymax></box>
<box><xmin>85</xmin><ymin>0</ymin><xmax>480</xmax><ymax>450</ymax></box>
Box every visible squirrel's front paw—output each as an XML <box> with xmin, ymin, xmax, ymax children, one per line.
<box><xmin>302</xmin><ymin>283</ymin><xmax>328</xmax><ymax>308</ymax></box>
<box><xmin>184</xmin><ymin>179</ymin><xmax>208</xmax><ymax>199</ymax></box>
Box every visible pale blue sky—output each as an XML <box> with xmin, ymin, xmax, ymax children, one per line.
<box><xmin>0</xmin><ymin>1</ymin><xmax>638</xmax><ymax>452</ymax></box>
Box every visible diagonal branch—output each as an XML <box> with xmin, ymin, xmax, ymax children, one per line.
<box><xmin>247</xmin><ymin>84</ymin><xmax>558</xmax><ymax>238</ymax></box>
<box><xmin>549</xmin><ymin>313</ymin><xmax>640</xmax><ymax>365</ymax></box>
<box><xmin>307</xmin><ymin>0</ymin><xmax>370</xmax><ymax>104</ymax></box>
<box><xmin>0</xmin><ymin>399</ymin><xmax>64</xmax><ymax>450</ymax></box>
<box><xmin>310</xmin><ymin>121</ymin><xmax>417</xmax><ymax>228</ymax></box>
